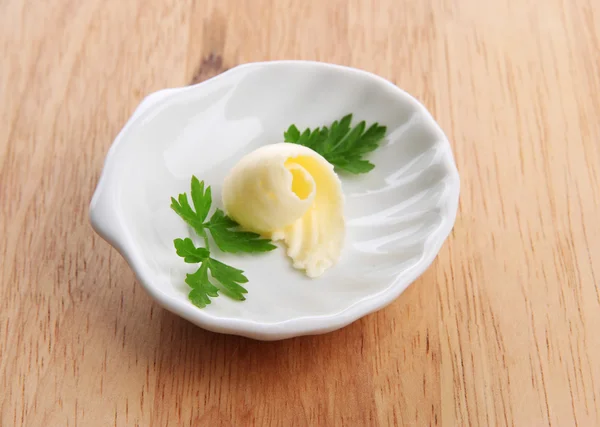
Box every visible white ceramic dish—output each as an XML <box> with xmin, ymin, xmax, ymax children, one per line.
<box><xmin>90</xmin><ymin>61</ymin><xmax>459</xmax><ymax>340</ymax></box>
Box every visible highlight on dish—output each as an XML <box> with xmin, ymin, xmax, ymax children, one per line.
<box><xmin>170</xmin><ymin>115</ymin><xmax>387</xmax><ymax>308</ymax></box>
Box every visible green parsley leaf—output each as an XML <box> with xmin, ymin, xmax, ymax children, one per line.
<box><xmin>206</xmin><ymin>209</ymin><xmax>277</xmax><ymax>253</ymax></box>
<box><xmin>174</xmin><ymin>238</ymin><xmax>210</xmax><ymax>263</ymax></box>
<box><xmin>283</xmin><ymin>124</ymin><xmax>300</xmax><ymax>141</ymax></box>
<box><xmin>207</xmin><ymin>258</ymin><xmax>248</xmax><ymax>301</ymax></box>
<box><xmin>175</xmin><ymin>239</ymin><xmax>249</xmax><ymax>308</ymax></box>
<box><xmin>190</xmin><ymin>176</ymin><xmax>211</xmax><ymax>222</ymax></box>
<box><xmin>186</xmin><ymin>262</ymin><xmax>219</xmax><ymax>308</ymax></box>
<box><xmin>171</xmin><ymin>176</ymin><xmax>276</xmax><ymax>253</ymax></box>
<box><xmin>170</xmin><ymin>178</ymin><xmax>210</xmax><ymax>247</ymax></box>
<box><xmin>284</xmin><ymin>114</ymin><xmax>387</xmax><ymax>174</ymax></box>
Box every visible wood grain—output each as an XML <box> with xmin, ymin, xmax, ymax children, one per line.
<box><xmin>1</xmin><ymin>0</ymin><xmax>599</xmax><ymax>425</ymax></box>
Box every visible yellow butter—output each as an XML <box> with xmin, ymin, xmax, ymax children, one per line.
<box><xmin>222</xmin><ymin>143</ymin><xmax>345</xmax><ymax>277</ymax></box>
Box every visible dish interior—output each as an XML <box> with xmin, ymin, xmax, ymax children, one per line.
<box><xmin>106</xmin><ymin>62</ymin><xmax>457</xmax><ymax>326</ymax></box>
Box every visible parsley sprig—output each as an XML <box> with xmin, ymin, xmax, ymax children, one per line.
<box><xmin>284</xmin><ymin>114</ymin><xmax>386</xmax><ymax>174</ymax></box>
<box><xmin>171</xmin><ymin>177</ymin><xmax>276</xmax><ymax>308</ymax></box>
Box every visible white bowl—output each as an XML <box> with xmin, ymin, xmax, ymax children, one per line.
<box><xmin>90</xmin><ymin>61</ymin><xmax>459</xmax><ymax>340</ymax></box>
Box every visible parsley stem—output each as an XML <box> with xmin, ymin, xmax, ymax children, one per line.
<box><xmin>199</xmin><ymin>229</ymin><xmax>210</xmax><ymax>249</ymax></box>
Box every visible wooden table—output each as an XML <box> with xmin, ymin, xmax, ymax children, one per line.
<box><xmin>2</xmin><ymin>0</ymin><xmax>599</xmax><ymax>425</ymax></box>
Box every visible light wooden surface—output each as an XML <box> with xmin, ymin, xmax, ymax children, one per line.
<box><xmin>1</xmin><ymin>0</ymin><xmax>599</xmax><ymax>425</ymax></box>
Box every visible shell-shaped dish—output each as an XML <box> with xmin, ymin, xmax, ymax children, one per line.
<box><xmin>90</xmin><ymin>61</ymin><xmax>459</xmax><ymax>340</ymax></box>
